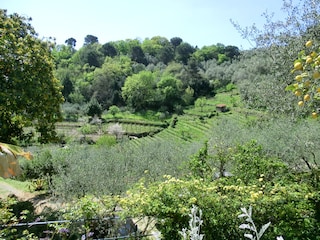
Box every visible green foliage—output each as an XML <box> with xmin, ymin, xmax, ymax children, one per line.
<box><xmin>175</xmin><ymin>42</ymin><xmax>195</xmax><ymax>64</ymax></box>
<box><xmin>194</xmin><ymin>97</ymin><xmax>207</xmax><ymax>112</ymax></box>
<box><xmin>120</xmin><ymin>168</ymin><xmax>320</xmax><ymax>240</ymax></box>
<box><xmin>0</xmin><ymin>194</ymin><xmax>127</xmax><ymax>239</ymax></box>
<box><xmin>80</xmin><ymin>124</ymin><xmax>98</xmax><ymax>135</ymax></box>
<box><xmin>51</xmin><ymin>33</ymin><xmax>233</xmax><ymax>116</ymax></box>
<box><xmin>95</xmin><ymin>135</ymin><xmax>117</xmax><ymax>147</ymax></box>
<box><xmin>19</xmin><ymin>148</ymin><xmax>68</xmax><ymax>183</ymax></box>
<box><xmin>84</xmin><ymin>34</ymin><xmax>99</xmax><ymax>46</ymax></box>
<box><xmin>52</xmin><ymin>44</ymin><xmax>75</xmax><ymax>67</ymax></box>
<box><xmin>101</xmin><ymin>42</ymin><xmax>118</xmax><ymax>57</ymax></box>
<box><xmin>117</xmin><ymin>139</ymin><xmax>319</xmax><ymax>239</ymax></box>
<box><xmin>5</xmin><ymin>4</ymin><xmax>320</xmax><ymax>235</ymax></box>
<box><xmin>225</xmin><ymin>83</ymin><xmax>236</xmax><ymax>92</ymax></box>
<box><xmin>61</xmin><ymin>102</ymin><xmax>84</xmax><ymax>122</ymax></box>
<box><xmin>92</xmin><ymin>56</ymin><xmax>132</xmax><ymax>108</ymax></box>
<box><xmin>50</xmin><ymin>139</ymin><xmax>194</xmax><ymax>199</ymax></box>
<box><xmin>170</xmin><ymin>37</ymin><xmax>183</xmax><ymax>48</ymax></box>
<box><xmin>60</xmin><ymin>195</ymin><xmax>123</xmax><ymax>238</ymax></box>
<box><xmin>73</xmin><ymin>43</ymin><xmax>104</xmax><ymax>67</ymax></box>
<box><xmin>185</xmin><ymin>58</ymin><xmax>213</xmax><ymax>98</ymax></box>
<box><xmin>230</xmin><ymin>140</ymin><xmax>288</xmax><ymax>184</ymax></box>
<box><xmin>157</xmin><ymin>74</ymin><xmax>184</xmax><ymax>111</ymax></box>
<box><xmin>0</xmin><ymin>196</ymin><xmax>43</xmax><ymax>239</ymax></box>
<box><xmin>65</xmin><ymin>37</ymin><xmax>77</xmax><ymax>48</ymax></box>
<box><xmin>188</xmin><ymin>141</ymin><xmax>212</xmax><ymax>179</ymax></box>
<box><xmin>141</xmin><ymin>36</ymin><xmax>174</xmax><ymax>64</ymax></box>
<box><xmin>130</xmin><ymin>45</ymin><xmax>148</xmax><ymax>65</ymax></box>
<box><xmin>192</xmin><ymin>44</ymin><xmax>238</xmax><ymax>64</ymax></box>
<box><xmin>183</xmin><ymin>86</ymin><xmax>195</xmax><ymax>105</ymax></box>
<box><xmin>87</xmin><ymin>98</ymin><xmax>102</xmax><ymax>117</ymax></box>
<box><xmin>108</xmin><ymin>105</ymin><xmax>120</xmax><ymax>117</ymax></box>
<box><xmin>122</xmin><ymin>71</ymin><xmax>157</xmax><ymax>111</ymax></box>
<box><xmin>0</xmin><ymin>9</ymin><xmax>64</xmax><ymax>143</ymax></box>
<box><xmin>208</xmin><ymin>117</ymin><xmax>320</xmax><ymax>173</ymax></box>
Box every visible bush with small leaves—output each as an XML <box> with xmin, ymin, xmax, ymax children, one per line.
<box><xmin>50</xmin><ymin>139</ymin><xmax>196</xmax><ymax>199</ymax></box>
<box><xmin>19</xmin><ymin>148</ymin><xmax>68</xmax><ymax>183</ymax></box>
<box><xmin>108</xmin><ymin>105</ymin><xmax>120</xmax><ymax>118</ymax></box>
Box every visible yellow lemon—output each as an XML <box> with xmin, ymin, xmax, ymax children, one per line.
<box><xmin>295</xmin><ymin>75</ymin><xmax>303</xmax><ymax>82</ymax></box>
<box><xmin>317</xmin><ymin>87</ymin><xmax>320</xmax><ymax>93</ymax></box>
<box><xmin>311</xmin><ymin>51</ymin><xmax>317</xmax><ymax>58</ymax></box>
<box><xmin>294</xmin><ymin>90</ymin><xmax>302</xmax><ymax>96</ymax></box>
<box><xmin>312</xmin><ymin>112</ymin><xmax>318</xmax><ymax>118</ymax></box>
<box><xmin>306</xmin><ymin>40</ymin><xmax>313</xmax><ymax>48</ymax></box>
<box><xmin>294</xmin><ymin>62</ymin><xmax>303</xmax><ymax>70</ymax></box>
<box><xmin>298</xmin><ymin>101</ymin><xmax>304</xmax><ymax>107</ymax></box>
<box><xmin>313</xmin><ymin>71</ymin><xmax>320</xmax><ymax>80</ymax></box>
<box><xmin>306</xmin><ymin>57</ymin><xmax>313</xmax><ymax>64</ymax></box>
<box><xmin>304</xmin><ymin>81</ymin><xmax>311</xmax><ymax>88</ymax></box>
<box><xmin>304</xmin><ymin>94</ymin><xmax>311</xmax><ymax>101</ymax></box>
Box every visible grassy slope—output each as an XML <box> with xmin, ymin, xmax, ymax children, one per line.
<box><xmin>0</xmin><ymin>177</ymin><xmax>32</xmax><ymax>194</ymax></box>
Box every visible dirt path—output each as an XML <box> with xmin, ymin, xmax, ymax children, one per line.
<box><xmin>0</xmin><ymin>181</ymin><xmax>36</xmax><ymax>200</ymax></box>
<box><xmin>0</xmin><ymin>181</ymin><xmax>63</xmax><ymax>214</ymax></box>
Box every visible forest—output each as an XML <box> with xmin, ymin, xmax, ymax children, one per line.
<box><xmin>1</xmin><ymin>0</ymin><xmax>320</xmax><ymax>239</ymax></box>
<box><xmin>53</xmin><ymin>35</ymin><xmax>239</xmax><ymax>118</ymax></box>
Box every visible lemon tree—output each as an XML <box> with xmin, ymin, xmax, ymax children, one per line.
<box><xmin>288</xmin><ymin>40</ymin><xmax>320</xmax><ymax>118</ymax></box>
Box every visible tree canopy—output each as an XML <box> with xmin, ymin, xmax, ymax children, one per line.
<box><xmin>0</xmin><ymin>9</ymin><xmax>64</xmax><ymax>143</ymax></box>
<box><xmin>122</xmin><ymin>70</ymin><xmax>157</xmax><ymax>111</ymax></box>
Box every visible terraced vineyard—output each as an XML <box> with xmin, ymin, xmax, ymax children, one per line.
<box><xmin>55</xmin><ymin>92</ymin><xmax>255</xmax><ymax>147</ymax></box>
<box><xmin>125</xmin><ymin>111</ymin><xmax>233</xmax><ymax>149</ymax></box>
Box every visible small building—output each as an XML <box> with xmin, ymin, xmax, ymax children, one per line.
<box><xmin>216</xmin><ymin>104</ymin><xmax>227</xmax><ymax>112</ymax></box>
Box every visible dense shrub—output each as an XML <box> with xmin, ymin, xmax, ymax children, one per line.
<box><xmin>95</xmin><ymin>135</ymin><xmax>117</xmax><ymax>147</ymax></box>
<box><xmin>120</xmin><ymin>176</ymin><xmax>320</xmax><ymax>240</ymax></box>
<box><xmin>19</xmin><ymin>147</ymin><xmax>68</xmax><ymax>184</ymax></box>
<box><xmin>119</xmin><ymin>142</ymin><xmax>320</xmax><ymax>240</ymax></box>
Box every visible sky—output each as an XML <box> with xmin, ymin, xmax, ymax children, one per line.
<box><xmin>2</xmin><ymin>0</ymin><xmax>298</xmax><ymax>50</ymax></box>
